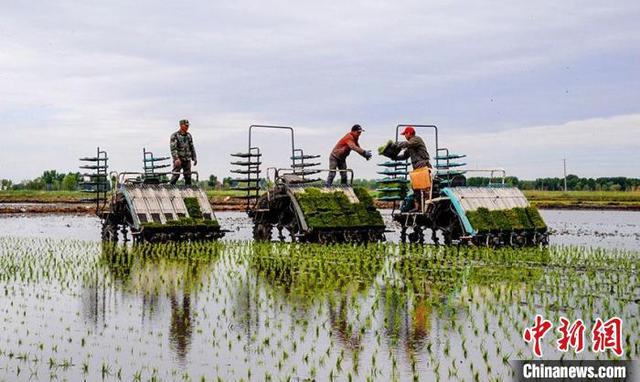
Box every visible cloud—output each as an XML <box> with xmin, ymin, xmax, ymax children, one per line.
<box><xmin>0</xmin><ymin>0</ymin><xmax>639</xmax><ymax>181</ymax></box>
<box><xmin>447</xmin><ymin>113</ymin><xmax>640</xmax><ymax>178</ymax></box>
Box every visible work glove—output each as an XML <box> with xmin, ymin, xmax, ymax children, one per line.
<box><xmin>193</xmin><ymin>159</ymin><xmax>198</xmax><ymax>166</ymax></box>
<box><xmin>364</xmin><ymin>150</ymin><xmax>372</xmax><ymax>160</ymax></box>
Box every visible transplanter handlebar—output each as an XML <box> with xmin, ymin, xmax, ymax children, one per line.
<box><xmin>248</xmin><ymin>125</ymin><xmax>295</xmax><ymax>165</ymax></box>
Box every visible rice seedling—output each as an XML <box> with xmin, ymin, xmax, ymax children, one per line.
<box><xmin>0</xmin><ymin>235</ymin><xmax>637</xmax><ymax>380</ymax></box>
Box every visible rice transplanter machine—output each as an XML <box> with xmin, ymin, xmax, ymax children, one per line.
<box><xmin>79</xmin><ymin>147</ymin><xmax>225</xmax><ymax>243</ymax></box>
<box><xmin>376</xmin><ymin>124</ymin><xmax>549</xmax><ymax>246</ymax></box>
<box><xmin>229</xmin><ymin>125</ymin><xmax>386</xmax><ymax>243</ymax></box>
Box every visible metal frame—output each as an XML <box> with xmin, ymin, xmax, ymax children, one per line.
<box><xmin>117</xmin><ymin>171</ymin><xmax>200</xmax><ymax>186</ymax></box>
<box><xmin>79</xmin><ymin>146</ymin><xmax>109</xmax><ymax>216</ymax></box>
<box><xmin>235</xmin><ymin>124</ymin><xmax>326</xmax><ymax>211</ymax></box>
<box><xmin>143</xmin><ymin>148</ymin><xmax>171</xmax><ymax>179</ymax></box>
<box><xmin>463</xmin><ymin>169</ymin><xmax>507</xmax><ymax>186</ymax></box>
<box><xmin>238</xmin><ymin>125</ymin><xmax>295</xmax><ymax>210</ymax></box>
<box><xmin>273</xmin><ymin>168</ymin><xmax>354</xmax><ymax>186</ymax></box>
<box><xmin>248</xmin><ymin>125</ymin><xmax>295</xmax><ymax>165</ymax></box>
<box><xmin>395</xmin><ymin>124</ymin><xmax>439</xmax><ymax>154</ymax></box>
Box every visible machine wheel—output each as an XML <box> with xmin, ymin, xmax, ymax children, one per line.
<box><xmin>253</xmin><ymin>221</ymin><xmax>273</xmax><ymax>241</ymax></box>
<box><xmin>344</xmin><ymin>230</ymin><xmax>361</xmax><ymax>244</ymax></box>
<box><xmin>101</xmin><ymin>221</ymin><xmax>118</xmax><ymax>242</ymax></box>
<box><xmin>533</xmin><ymin>231</ymin><xmax>549</xmax><ymax>247</ymax></box>
<box><xmin>488</xmin><ymin>233</ymin><xmax>502</xmax><ymax>247</ymax></box>
<box><xmin>510</xmin><ymin>231</ymin><xmax>527</xmax><ymax>247</ymax></box>
<box><xmin>407</xmin><ymin>227</ymin><xmax>424</xmax><ymax>244</ymax></box>
<box><xmin>368</xmin><ymin>229</ymin><xmax>384</xmax><ymax>243</ymax></box>
<box><xmin>318</xmin><ymin>231</ymin><xmax>334</xmax><ymax>244</ymax></box>
<box><xmin>279</xmin><ymin>204</ymin><xmax>302</xmax><ymax>242</ymax></box>
<box><xmin>400</xmin><ymin>225</ymin><xmax>407</xmax><ymax>244</ymax></box>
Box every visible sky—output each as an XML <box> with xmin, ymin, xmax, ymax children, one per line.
<box><xmin>1</xmin><ymin>0</ymin><xmax>639</xmax><ymax>182</ymax></box>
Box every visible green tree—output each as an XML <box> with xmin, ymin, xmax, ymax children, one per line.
<box><xmin>62</xmin><ymin>173</ymin><xmax>79</xmax><ymax>191</ymax></box>
<box><xmin>208</xmin><ymin>175</ymin><xmax>218</xmax><ymax>189</ymax></box>
<box><xmin>222</xmin><ymin>177</ymin><xmax>233</xmax><ymax>189</ymax></box>
<box><xmin>0</xmin><ymin>179</ymin><xmax>12</xmax><ymax>190</ymax></box>
<box><xmin>42</xmin><ymin>170</ymin><xmax>59</xmax><ymax>190</ymax></box>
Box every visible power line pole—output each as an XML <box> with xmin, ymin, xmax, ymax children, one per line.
<box><xmin>563</xmin><ymin>158</ymin><xmax>567</xmax><ymax>192</ymax></box>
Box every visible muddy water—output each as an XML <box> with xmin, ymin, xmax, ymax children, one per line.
<box><xmin>0</xmin><ymin>239</ymin><xmax>637</xmax><ymax>382</ymax></box>
<box><xmin>0</xmin><ymin>211</ymin><xmax>638</xmax><ymax>381</ymax></box>
<box><xmin>541</xmin><ymin>209</ymin><xmax>640</xmax><ymax>250</ymax></box>
<box><xmin>0</xmin><ymin>210</ymin><xmax>638</xmax><ymax>249</ymax></box>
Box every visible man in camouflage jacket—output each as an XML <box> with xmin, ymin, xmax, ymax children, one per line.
<box><xmin>170</xmin><ymin>119</ymin><xmax>197</xmax><ymax>186</ymax></box>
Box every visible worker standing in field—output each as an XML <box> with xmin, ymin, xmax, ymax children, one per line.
<box><xmin>326</xmin><ymin>124</ymin><xmax>372</xmax><ymax>186</ymax></box>
<box><xmin>394</xmin><ymin>126</ymin><xmax>432</xmax><ymax>169</ymax></box>
<box><xmin>394</xmin><ymin>126</ymin><xmax>432</xmax><ymax>211</ymax></box>
<box><xmin>170</xmin><ymin>119</ymin><xmax>198</xmax><ymax>186</ymax></box>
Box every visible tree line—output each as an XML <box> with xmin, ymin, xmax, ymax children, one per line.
<box><xmin>466</xmin><ymin>175</ymin><xmax>640</xmax><ymax>191</ymax></box>
<box><xmin>2</xmin><ymin>171</ymin><xmax>638</xmax><ymax>192</ymax></box>
<box><xmin>1</xmin><ymin>171</ymin><xmax>81</xmax><ymax>191</ymax></box>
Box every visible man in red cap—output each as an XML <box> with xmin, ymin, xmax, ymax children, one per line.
<box><xmin>395</xmin><ymin>126</ymin><xmax>431</xmax><ymax>169</ymax></box>
<box><xmin>326</xmin><ymin>124</ymin><xmax>372</xmax><ymax>186</ymax></box>
<box><xmin>395</xmin><ymin>126</ymin><xmax>432</xmax><ymax>211</ymax></box>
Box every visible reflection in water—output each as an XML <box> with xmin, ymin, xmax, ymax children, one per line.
<box><xmin>1</xmin><ymin>236</ymin><xmax>635</xmax><ymax>381</ymax></box>
<box><xmin>244</xmin><ymin>243</ymin><xmax>548</xmax><ymax>371</ymax></box>
<box><xmin>81</xmin><ymin>242</ymin><xmax>221</xmax><ymax>362</ymax></box>
<box><xmin>81</xmin><ymin>241</ymin><xmax>549</xmax><ymax>373</ymax></box>
<box><xmin>328</xmin><ymin>295</ymin><xmax>363</xmax><ymax>352</ymax></box>
<box><xmin>169</xmin><ymin>290</ymin><xmax>192</xmax><ymax>361</ymax></box>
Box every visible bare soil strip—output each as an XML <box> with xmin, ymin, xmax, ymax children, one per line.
<box><xmin>2</xmin><ymin>199</ymin><xmax>639</xmax><ymax>215</ymax></box>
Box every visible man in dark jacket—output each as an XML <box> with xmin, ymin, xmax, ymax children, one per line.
<box><xmin>395</xmin><ymin>126</ymin><xmax>431</xmax><ymax>169</ymax></box>
<box><xmin>394</xmin><ymin>126</ymin><xmax>432</xmax><ymax>211</ymax></box>
<box><xmin>326</xmin><ymin>124</ymin><xmax>372</xmax><ymax>186</ymax></box>
<box><xmin>170</xmin><ymin>119</ymin><xmax>197</xmax><ymax>186</ymax></box>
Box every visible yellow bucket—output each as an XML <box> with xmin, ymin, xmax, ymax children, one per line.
<box><xmin>410</xmin><ymin>167</ymin><xmax>432</xmax><ymax>190</ymax></box>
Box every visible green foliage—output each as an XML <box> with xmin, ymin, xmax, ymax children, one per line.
<box><xmin>0</xmin><ymin>179</ymin><xmax>13</xmax><ymax>190</ymax></box>
<box><xmin>183</xmin><ymin>197</ymin><xmax>203</xmax><ymax>219</ymax></box>
<box><xmin>525</xmin><ymin>207</ymin><xmax>546</xmax><ymax>229</ymax></box>
<box><xmin>141</xmin><ymin>217</ymin><xmax>220</xmax><ymax>229</ymax></box>
<box><xmin>466</xmin><ymin>206</ymin><xmax>547</xmax><ymax>233</ymax></box>
<box><xmin>467</xmin><ymin>175</ymin><xmax>640</xmax><ymax>191</ymax></box>
<box><xmin>377</xmin><ymin>140</ymin><xmax>394</xmax><ymax>155</ymax></box>
<box><xmin>207</xmin><ymin>175</ymin><xmax>218</xmax><ymax>188</ymax></box>
<box><xmin>378</xmin><ymin>140</ymin><xmax>402</xmax><ymax>159</ymax></box>
<box><xmin>61</xmin><ymin>173</ymin><xmax>79</xmax><ymax>191</ymax></box>
<box><xmin>466</xmin><ymin>176</ymin><xmax>520</xmax><ymax>187</ymax></box>
<box><xmin>42</xmin><ymin>170</ymin><xmax>64</xmax><ymax>186</ymax></box>
<box><xmin>295</xmin><ymin>187</ymin><xmax>384</xmax><ymax>229</ymax></box>
<box><xmin>141</xmin><ymin>199</ymin><xmax>220</xmax><ymax>230</ymax></box>
<box><xmin>250</xmin><ymin>242</ymin><xmax>385</xmax><ymax>300</ymax></box>
<box><xmin>376</xmin><ymin>182</ymin><xmax>408</xmax><ymax>200</ymax></box>
<box><xmin>351</xmin><ymin>178</ymin><xmax>378</xmax><ymax>189</ymax></box>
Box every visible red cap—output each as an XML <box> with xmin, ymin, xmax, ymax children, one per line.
<box><xmin>400</xmin><ymin>126</ymin><xmax>415</xmax><ymax>136</ymax></box>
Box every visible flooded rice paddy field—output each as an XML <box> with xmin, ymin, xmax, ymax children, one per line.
<box><xmin>1</xmin><ymin>210</ymin><xmax>640</xmax><ymax>249</ymax></box>
<box><xmin>0</xmin><ymin>210</ymin><xmax>638</xmax><ymax>381</ymax></box>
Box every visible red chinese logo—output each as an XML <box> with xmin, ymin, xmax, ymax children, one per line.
<box><xmin>523</xmin><ymin>314</ymin><xmax>553</xmax><ymax>357</ymax></box>
<box><xmin>591</xmin><ymin>317</ymin><xmax>623</xmax><ymax>357</ymax></box>
<box><xmin>523</xmin><ymin>315</ymin><xmax>624</xmax><ymax>357</ymax></box>
<box><xmin>557</xmin><ymin>317</ymin><xmax>585</xmax><ymax>353</ymax></box>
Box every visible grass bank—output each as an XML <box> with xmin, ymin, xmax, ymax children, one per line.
<box><xmin>0</xmin><ymin>190</ymin><xmax>86</xmax><ymax>203</ymax></box>
<box><xmin>2</xmin><ymin>189</ymin><xmax>640</xmax><ymax>211</ymax></box>
<box><xmin>523</xmin><ymin>190</ymin><xmax>640</xmax><ymax>210</ymax></box>
<box><xmin>0</xmin><ymin>189</ymin><xmax>246</xmax><ymax>202</ymax></box>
